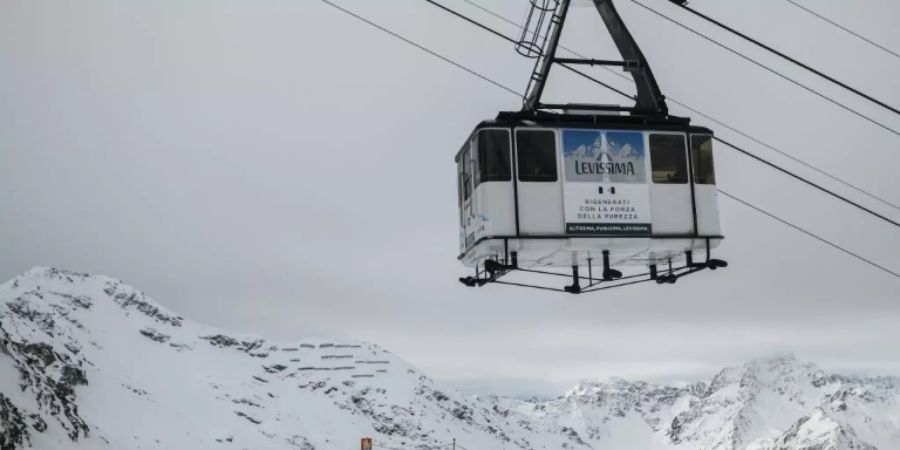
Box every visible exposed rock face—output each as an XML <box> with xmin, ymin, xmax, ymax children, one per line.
<box><xmin>0</xmin><ymin>393</ymin><xmax>31</xmax><ymax>450</ymax></box>
<box><xmin>0</xmin><ymin>270</ymin><xmax>91</xmax><ymax>448</ymax></box>
<box><xmin>1</xmin><ymin>268</ymin><xmax>898</xmax><ymax>450</ymax></box>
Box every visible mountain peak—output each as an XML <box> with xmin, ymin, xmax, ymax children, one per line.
<box><xmin>706</xmin><ymin>354</ymin><xmax>827</xmax><ymax>394</ymax></box>
<box><xmin>16</xmin><ymin>266</ymin><xmax>96</xmax><ymax>283</ymax></box>
<box><xmin>768</xmin><ymin>408</ymin><xmax>878</xmax><ymax>450</ymax></box>
<box><xmin>566</xmin><ymin>376</ymin><xmax>638</xmax><ymax>395</ymax></box>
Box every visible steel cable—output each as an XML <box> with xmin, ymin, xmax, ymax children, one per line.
<box><xmin>451</xmin><ymin>0</ymin><xmax>900</xmax><ymax>213</ymax></box>
<box><xmin>319</xmin><ymin>0</ymin><xmax>900</xmax><ymax>280</ymax></box>
<box><xmin>668</xmin><ymin>0</ymin><xmax>900</xmax><ymax>116</ymax></box>
<box><xmin>630</xmin><ymin>0</ymin><xmax>900</xmax><ymax>137</ymax></box>
<box><xmin>784</xmin><ymin>0</ymin><xmax>900</xmax><ymax>60</ymax></box>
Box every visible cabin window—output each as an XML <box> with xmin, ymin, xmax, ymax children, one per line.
<box><xmin>650</xmin><ymin>134</ymin><xmax>688</xmax><ymax>184</ymax></box>
<box><xmin>516</xmin><ymin>130</ymin><xmax>558</xmax><ymax>182</ymax></box>
<box><xmin>457</xmin><ymin>156</ymin><xmax>465</xmax><ymax>226</ymax></box>
<box><xmin>691</xmin><ymin>135</ymin><xmax>716</xmax><ymax>185</ymax></box>
<box><xmin>461</xmin><ymin>147</ymin><xmax>472</xmax><ymax>200</ymax></box>
<box><xmin>457</xmin><ymin>157</ymin><xmax>464</xmax><ymax>204</ymax></box>
<box><xmin>476</xmin><ymin>129</ymin><xmax>512</xmax><ymax>185</ymax></box>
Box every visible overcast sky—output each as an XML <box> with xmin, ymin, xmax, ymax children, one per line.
<box><xmin>2</xmin><ymin>0</ymin><xmax>899</xmax><ymax>397</ymax></box>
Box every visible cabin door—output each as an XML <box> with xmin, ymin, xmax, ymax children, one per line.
<box><xmin>690</xmin><ymin>134</ymin><xmax>721</xmax><ymax>236</ymax></box>
<box><xmin>514</xmin><ymin>129</ymin><xmax>564</xmax><ymax>235</ymax></box>
<box><xmin>648</xmin><ymin>132</ymin><xmax>695</xmax><ymax>235</ymax></box>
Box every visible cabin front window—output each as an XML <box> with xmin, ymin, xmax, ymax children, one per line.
<box><xmin>691</xmin><ymin>135</ymin><xmax>716</xmax><ymax>185</ymax></box>
<box><xmin>516</xmin><ymin>130</ymin><xmax>558</xmax><ymax>182</ymax></box>
<box><xmin>650</xmin><ymin>134</ymin><xmax>688</xmax><ymax>184</ymax></box>
<box><xmin>476</xmin><ymin>129</ymin><xmax>512</xmax><ymax>185</ymax></box>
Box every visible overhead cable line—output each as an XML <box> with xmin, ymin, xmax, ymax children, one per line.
<box><xmin>424</xmin><ymin>0</ymin><xmax>633</xmax><ymax>99</ymax></box>
<box><xmin>629</xmin><ymin>0</ymin><xmax>900</xmax><ymax>138</ymax></box>
<box><xmin>449</xmin><ymin>0</ymin><xmax>900</xmax><ymax>213</ymax></box>
<box><xmin>318</xmin><ymin>0</ymin><xmax>899</xmax><ymax>280</ymax></box>
<box><xmin>423</xmin><ymin>0</ymin><xmax>900</xmax><ymax>228</ymax></box>
<box><xmin>713</xmin><ymin>136</ymin><xmax>900</xmax><ymax>228</ymax></box>
<box><xmin>318</xmin><ymin>0</ymin><xmax>520</xmax><ymax>97</ymax></box>
<box><xmin>784</xmin><ymin>0</ymin><xmax>900</xmax><ymax>60</ymax></box>
<box><xmin>460</xmin><ymin>0</ymin><xmax>604</xmax><ymax>64</ymax></box>
<box><xmin>718</xmin><ymin>190</ymin><xmax>900</xmax><ymax>279</ymax></box>
<box><xmin>667</xmin><ymin>0</ymin><xmax>900</xmax><ymax>116</ymax></box>
<box><xmin>667</xmin><ymin>98</ymin><xmax>900</xmax><ymax>213</ymax></box>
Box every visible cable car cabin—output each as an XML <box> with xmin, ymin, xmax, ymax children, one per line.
<box><xmin>456</xmin><ymin>112</ymin><xmax>724</xmax><ymax>283</ymax></box>
<box><xmin>454</xmin><ymin>0</ymin><xmax>726</xmax><ymax>292</ymax></box>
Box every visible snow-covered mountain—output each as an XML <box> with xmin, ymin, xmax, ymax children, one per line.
<box><xmin>480</xmin><ymin>356</ymin><xmax>900</xmax><ymax>450</ymax></box>
<box><xmin>0</xmin><ymin>268</ymin><xmax>586</xmax><ymax>450</ymax></box>
<box><xmin>1</xmin><ymin>268</ymin><xmax>898</xmax><ymax>450</ymax></box>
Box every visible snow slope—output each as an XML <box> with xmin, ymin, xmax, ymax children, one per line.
<box><xmin>0</xmin><ymin>268</ymin><xmax>585</xmax><ymax>450</ymax></box>
<box><xmin>1</xmin><ymin>268</ymin><xmax>898</xmax><ymax>450</ymax></box>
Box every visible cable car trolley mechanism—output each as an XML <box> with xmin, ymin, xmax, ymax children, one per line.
<box><xmin>456</xmin><ymin>0</ymin><xmax>727</xmax><ymax>293</ymax></box>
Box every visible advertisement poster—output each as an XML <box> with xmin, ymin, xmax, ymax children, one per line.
<box><xmin>561</xmin><ymin>129</ymin><xmax>652</xmax><ymax>234</ymax></box>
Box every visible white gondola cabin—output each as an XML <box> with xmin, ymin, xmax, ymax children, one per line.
<box><xmin>456</xmin><ymin>0</ymin><xmax>727</xmax><ymax>292</ymax></box>
<box><xmin>456</xmin><ymin>113</ymin><xmax>722</xmax><ymax>273</ymax></box>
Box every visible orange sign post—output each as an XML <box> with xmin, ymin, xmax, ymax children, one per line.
<box><xmin>361</xmin><ymin>437</ymin><xmax>373</xmax><ymax>450</ymax></box>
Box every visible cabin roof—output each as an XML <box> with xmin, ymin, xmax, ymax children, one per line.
<box><xmin>454</xmin><ymin>112</ymin><xmax>714</xmax><ymax>160</ymax></box>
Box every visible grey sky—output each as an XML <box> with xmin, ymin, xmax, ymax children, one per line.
<box><xmin>2</xmin><ymin>0</ymin><xmax>899</xmax><ymax>397</ymax></box>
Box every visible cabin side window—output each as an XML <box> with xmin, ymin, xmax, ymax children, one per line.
<box><xmin>476</xmin><ymin>129</ymin><xmax>512</xmax><ymax>185</ymax></box>
<box><xmin>457</xmin><ymin>155</ymin><xmax>465</xmax><ymax>225</ymax></box>
<box><xmin>516</xmin><ymin>130</ymin><xmax>558</xmax><ymax>182</ymax></box>
<box><xmin>461</xmin><ymin>146</ymin><xmax>472</xmax><ymax>201</ymax></box>
<box><xmin>470</xmin><ymin>135</ymin><xmax>480</xmax><ymax>189</ymax></box>
<box><xmin>650</xmin><ymin>134</ymin><xmax>688</xmax><ymax>184</ymax></box>
<box><xmin>691</xmin><ymin>135</ymin><xmax>716</xmax><ymax>185</ymax></box>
